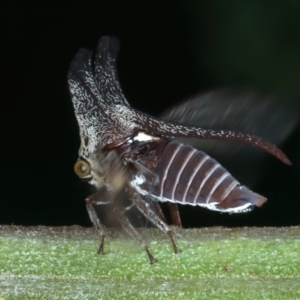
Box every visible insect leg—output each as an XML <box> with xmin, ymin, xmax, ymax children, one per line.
<box><xmin>128</xmin><ymin>188</ymin><xmax>180</xmax><ymax>254</ymax></box>
<box><xmin>127</xmin><ymin>158</ymin><xmax>170</xmax><ymax>225</ymax></box>
<box><xmin>115</xmin><ymin>206</ymin><xmax>157</xmax><ymax>264</ymax></box>
<box><xmin>168</xmin><ymin>203</ymin><xmax>182</xmax><ymax>227</ymax></box>
<box><xmin>142</xmin><ymin>195</ymin><xmax>168</xmax><ymax>224</ymax></box>
<box><xmin>85</xmin><ymin>193</ymin><xmax>110</xmax><ymax>254</ymax></box>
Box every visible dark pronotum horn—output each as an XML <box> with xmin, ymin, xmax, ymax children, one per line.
<box><xmin>186</xmin><ymin>128</ymin><xmax>291</xmax><ymax>165</ymax></box>
<box><xmin>134</xmin><ymin>113</ymin><xmax>291</xmax><ymax>165</ymax></box>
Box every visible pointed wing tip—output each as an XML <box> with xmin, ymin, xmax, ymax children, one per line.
<box><xmin>272</xmin><ymin>147</ymin><xmax>291</xmax><ymax>165</ymax></box>
<box><xmin>261</xmin><ymin>141</ymin><xmax>291</xmax><ymax>165</ymax></box>
<box><xmin>282</xmin><ymin>156</ymin><xmax>292</xmax><ymax>165</ymax></box>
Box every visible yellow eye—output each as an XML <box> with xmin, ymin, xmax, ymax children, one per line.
<box><xmin>74</xmin><ymin>160</ymin><xmax>91</xmax><ymax>177</ymax></box>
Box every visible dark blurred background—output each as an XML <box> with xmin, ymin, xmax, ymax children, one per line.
<box><xmin>1</xmin><ymin>1</ymin><xmax>300</xmax><ymax>228</ymax></box>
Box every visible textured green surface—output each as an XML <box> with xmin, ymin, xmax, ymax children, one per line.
<box><xmin>0</xmin><ymin>226</ymin><xmax>300</xmax><ymax>299</ymax></box>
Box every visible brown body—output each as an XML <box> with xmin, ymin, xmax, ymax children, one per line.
<box><xmin>69</xmin><ymin>36</ymin><xmax>291</xmax><ymax>263</ymax></box>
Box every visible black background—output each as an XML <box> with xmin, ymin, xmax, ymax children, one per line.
<box><xmin>1</xmin><ymin>1</ymin><xmax>300</xmax><ymax>228</ymax></box>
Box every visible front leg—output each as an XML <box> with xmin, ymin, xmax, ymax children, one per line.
<box><xmin>85</xmin><ymin>193</ymin><xmax>110</xmax><ymax>254</ymax></box>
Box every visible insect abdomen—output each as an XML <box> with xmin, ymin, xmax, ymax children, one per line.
<box><xmin>152</xmin><ymin>140</ymin><xmax>266</xmax><ymax>212</ymax></box>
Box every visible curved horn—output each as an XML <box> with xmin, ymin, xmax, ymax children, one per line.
<box><xmin>131</xmin><ymin>109</ymin><xmax>291</xmax><ymax>165</ymax></box>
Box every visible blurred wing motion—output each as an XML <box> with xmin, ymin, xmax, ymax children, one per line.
<box><xmin>161</xmin><ymin>89</ymin><xmax>299</xmax><ymax>186</ymax></box>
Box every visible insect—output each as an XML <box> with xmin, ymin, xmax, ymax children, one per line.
<box><xmin>68</xmin><ymin>36</ymin><xmax>291</xmax><ymax>263</ymax></box>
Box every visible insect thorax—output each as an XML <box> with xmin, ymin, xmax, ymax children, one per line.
<box><xmin>82</xmin><ymin>146</ymin><xmax>130</xmax><ymax>193</ymax></box>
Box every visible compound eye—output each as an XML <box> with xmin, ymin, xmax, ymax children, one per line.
<box><xmin>74</xmin><ymin>160</ymin><xmax>91</xmax><ymax>177</ymax></box>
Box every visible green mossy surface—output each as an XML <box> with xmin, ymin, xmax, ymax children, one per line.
<box><xmin>0</xmin><ymin>226</ymin><xmax>299</xmax><ymax>299</ymax></box>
